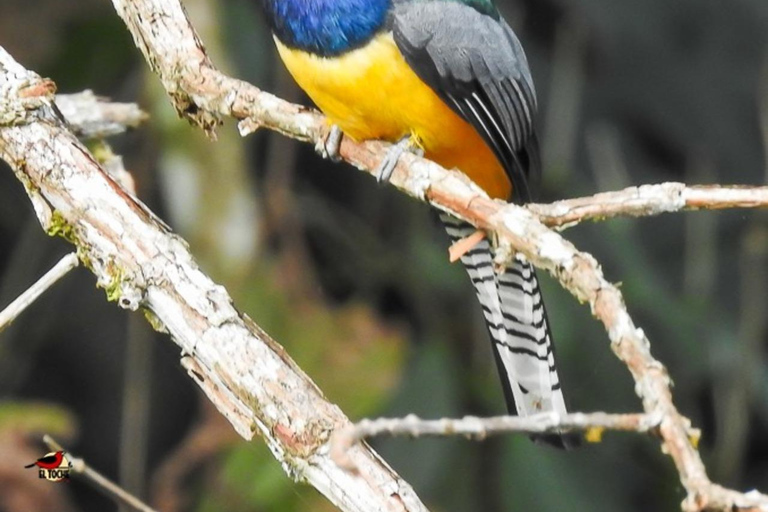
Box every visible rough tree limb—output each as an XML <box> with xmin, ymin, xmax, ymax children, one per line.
<box><xmin>54</xmin><ymin>91</ymin><xmax>144</xmax><ymax>194</ymax></box>
<box><xmin>0</xmin><ymin>91</ymin><xmax>145</xmax><ymax>334</ymax></box>
<box><xmin>330</xmin><ymin>412</ymin><xmax>656</xmax><ymax>471</ymax></box>
<box><xmin>528</xmin><ymin>183</ymin><xmax>768</xmax><ymax>229</ymax></box>
<box><xmin>55</xmin><ymin>90</ymin><xmax>148</xmax><ymax>139</ymax></box>
<box><xmin>104</xmin><ymin>1</ymin><xmax>768</xmax><ymax>510</ymax></box>
<box><xmin>0</xmin><ymin>47</ymin><xmax>427</xmax><ymax>512</ymax></box>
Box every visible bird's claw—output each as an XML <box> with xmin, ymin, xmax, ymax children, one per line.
<box><xmin>375</xmin><ymin>135</ymin><xmax>423</xmax><ymax>184</ymax></box>
<box><xmin>316</xmin><ymin>125</ymin><xmax>343</xmax><ymax>162</ymax></box>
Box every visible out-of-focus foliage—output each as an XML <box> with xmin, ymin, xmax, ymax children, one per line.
<box><xmin>0</xmin><ymin>0</ymin><xmax>767</xmax><ymax>510</ymax></box>
<box><xmin>0</xmin><ymin>401</ymin><xmax>76</xmax><ymax>440</ymax></box>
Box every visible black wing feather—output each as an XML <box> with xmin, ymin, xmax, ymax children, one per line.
<box><xmin>393</xmin><ymin>2</ymin><xmax>540</xmax><ymax>202</ymax></box>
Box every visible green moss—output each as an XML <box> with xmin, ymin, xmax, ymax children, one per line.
<box><xmin>103</xmin><ymin>265</ymin><xmax>124</xmax><ymax>302</ymax></box>
<box><xmin>15</xmin><ymin>165</ymin><xmax>38</xmax><ymax>195</ymax></box>
<box><xmin>142</xmin><ymin>307</ymin><xmax>167</xmax><ymax>333</ymax></box>
<box><xmin>41</xmin><ymin>210</ymin><xmax>96</xmax><ymax>273</ymax></box>
<box><xmin>75</xmin><ymin>245</ymin><xmax>93</xmax><ymax>272</ymax></box>
<box><xmin>46</xmin><ymin>210</ymin><xmax>128</xmax><ymax>306</ymax></box>
<box><xmin>46</xmin><ymin>210</ymin><xmax>78</xmax><ymax>244</ymax></box>
<box><xmin>86</xmin><ymin>139</ymin><xmax>115</xmax><ymax>164</ymax></box>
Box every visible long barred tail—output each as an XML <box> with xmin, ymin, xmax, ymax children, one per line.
<box><xmin>441</xmin><ymin>213</ymin><xmax>579</xmax><ymax>449</ymax></box>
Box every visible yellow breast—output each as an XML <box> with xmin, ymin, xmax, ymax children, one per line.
<box><xmin>275</xmin><ymin>33</ymin><xmax>511</xmax><ymax>199</ymax></box>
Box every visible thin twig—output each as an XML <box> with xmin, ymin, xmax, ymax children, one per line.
<box><xmin>3</xmin><ymin>3</ymin><xmax>768</xmax><ymax>510</ymax></box>
<box><xmin>448</xmin><ymin>230</ymin><xmax>485</xmax><ymax>262</ymax></box>
<box><xmin>101</xmin><ymin>3</ymin><xmax>768</xmax><ymax>509</ymax></box>
<box><xmin>55</xmin><ymin>90</ymin><xmax>148</xmax><ymax>139</ymax></box>
<box><xmin>527</xmin><ymin>183</ymin><xmax>768</xmax><ymax>229</ymax></box>
<box><xmin>331</xmin><ymin>412</ymin><xmax>656</xmax><ymax>471</ymax></box>
<box><xmin>0</xmin><ymin>252</ymin><xmax>79</xmax><ymax>333</ymax></box>
<box><xmin>43</xmin><ymin>435</ymin><xmax>159</xmax><ymax>512</ymax></box>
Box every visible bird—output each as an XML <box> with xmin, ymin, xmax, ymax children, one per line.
<box><xmin>259</xmin><ymin>0</ymin><xmax>578</xmax><ymax>448</ymax></box>
<box><xmin>24</xmin><ymin>451</ymin><xmax>64</xmax><ymax>469</ymax></box>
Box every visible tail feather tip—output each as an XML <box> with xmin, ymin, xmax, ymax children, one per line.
<box><xmin>532</xmin><ymin>432</ymin><xmax>582</xmax><ymax>450</ymax></box>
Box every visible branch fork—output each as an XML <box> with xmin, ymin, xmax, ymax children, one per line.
<box><xmin>1</xmin><ymin>1</ymin><xmax>768</xmax><ymax>510</ymax></box>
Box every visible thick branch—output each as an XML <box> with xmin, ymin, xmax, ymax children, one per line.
<box><xmin>0</xmin><ymin>48</ymin><xmax>427</xmax><ymax>512</ymax></box>
<box><xmin>105</xmin><ymin>2</ymin><xmax>768</xmax><ymax>510</ymax></box>
<box><xmin>0</xmin><ymin>92</ymin><xmax>143</xmax><ymax>333</ymax></box>
<box><xmin>110</xmin><ymin>0</ymin><xmax>768</xmax><ymax>228</ymax></box>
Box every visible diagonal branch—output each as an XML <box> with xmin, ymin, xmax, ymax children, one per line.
<box><xmin>0</xmin><ymin>91</ymin><xmax>144</xmax><ymax>334</ymax></box>
<box><xmin>109</xmin><ymin>0</ymin><xmax>768</xmax><ymax>226</ymax></box>
<box><xmin>106</xmin><ymin>1</ymin><xmax>768</xmax><ymax>510</ymax></box>
<box><xmin>43</xmin><ymin>435</ymin><xmax>159</xmax><ymax>512</ymax></box>
<box><xmin>0</xmin><ymin>252</ymin><xmax>79</xmax><ymax>333</ymax></box>
<box><xmin>0</xmin><ymin>47</ymin><xmax>428</xmax><ymax>512</ymax></box>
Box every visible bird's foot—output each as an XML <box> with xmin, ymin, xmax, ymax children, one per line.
<box><xmin>315</xmin><ymin>124</ymin><xmax>343</xmax><ymax>162</ymax></box>
<box><xmin>375</xmin><ymin>135</ymin><xmax>424</xmax><ymax>184</ymax></box>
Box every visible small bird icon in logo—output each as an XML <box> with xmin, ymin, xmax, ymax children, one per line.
<box><xmin>24</xmin><ymin>450</ymin><xmax>71</xmax><ymax>482</ymax></box>
<box><xmin>24</xmin><ymin>451</ymin><xmax>64</xmax><ymax>470</ymax></box>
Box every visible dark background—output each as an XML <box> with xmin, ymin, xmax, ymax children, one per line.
<box><xmin>1</xmin><ymin>0</ymin><xmax>767</xmax><ymax>511</ymax></box>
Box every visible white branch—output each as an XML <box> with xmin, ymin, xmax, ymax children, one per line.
<box><xmin>0</xmin><ymin>47</ymin><xmax>427</xmax><ymax>512</ymax></box>
<box><xmin>0</xmin><ymin>87</ymin><xmax>143</xmax><ymax>334</ymax></box>
<box><xmin>55</xmin><ymin>90</ymin><xmax>148</xmax><ymax>139</ymax></box>
<box><xmin>331</xmin><ymin>412</ymin><xmax>656</xmax><ymax>471</ymax></box>
<box><xmin>44</xmin><ymin>435</ymin><xmax>159</xmax><ymax>512</ymax></box>
<box><xmin>3</xmin><ymin>1</ymin><xmax>768</xmax><ymax>509</ymax></box>
<box><xmin>0</xmin><ymin>253</ymin><xmax>79</xmax><ymax>333</ymax></box>
<box><xmin>528</xmin><ymin>183</ymin><xmax>768</xmax><ymax>228</ymax></box>
<box><xmin>101</xmin><ymin>2</ymin><xmax>768</xmax><ymax>509</ymax></box>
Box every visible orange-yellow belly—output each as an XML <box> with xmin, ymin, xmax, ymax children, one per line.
<box><xmin>275</xmin><ymin>33</ymin><xmax>511</xmax><ymax>199</ymax></box>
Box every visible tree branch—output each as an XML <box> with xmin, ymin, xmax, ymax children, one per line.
<box><xmin>0</xmin><ymin>252</ymin><xmax>79</xmax><ymax>333</ymax></box>
<box><xmin>528</xmin><ymin>183</ymin><xmax>768</xmax><ymax>229</ymax></box>
<box><xmin>0</xmin><ymin>47</ymin><xmax>427</xmax><ymax>512</ymax></box>
<box><xmin>330</xmin><ymin>412</ymin><xmax>656</xmax><ymax>471</ymax></box>
<box><xmin>43</xmin><ymin>435</ymin><xmax>158</xmax><ymax>512</ymax></box>
<box><xmin>103</xmin><ymin>2</ymin><xmax>768</xmax><ymax>510</ymax></box>
<box><xmin>0</xmin><ymin>90</ymin><xmax>143</xmax><ymax>334</ymax></box>
<box><xmin>55</xmin><ymin>90</ymin><xmax>148</xmax><ymax>139</ymax></box>
<box><xmin>2</xmin><ymin>0</ymin><xmax>767</xmax><ymax>509</ymax></box>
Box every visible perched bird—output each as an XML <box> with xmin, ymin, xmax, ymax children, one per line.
<box><xmin>259</xmin><ymin>0</ymin><xmax>577</xmax><ymax>447</ymax></box>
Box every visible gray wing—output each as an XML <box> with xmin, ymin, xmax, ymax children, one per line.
<box><xmin>393</xmin><ymin>1</ymin><xmax>540</xmax><ymax>202</ymax></box>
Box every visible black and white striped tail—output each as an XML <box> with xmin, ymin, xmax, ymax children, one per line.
<box><xmin>441</xmin><ymin>213</ymin><xmax>578</xmax><ymax>449</ymax></box>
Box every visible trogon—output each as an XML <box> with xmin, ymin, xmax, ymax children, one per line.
<box><xmin>258</xmin><ymin>0</ymin><xmax>578</xmax><ymax>448</ymax></box>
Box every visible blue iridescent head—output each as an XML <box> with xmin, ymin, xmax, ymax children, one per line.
<box><xmin>261</xmin><ymin>0</ymin><xmax>391</xmax><ymax>56</ymax></box>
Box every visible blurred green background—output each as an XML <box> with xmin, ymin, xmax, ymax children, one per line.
<box><xmin>1</xmin><ymin>0</ymin><xmax>767</xmax><ymax>511</ymax></box>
